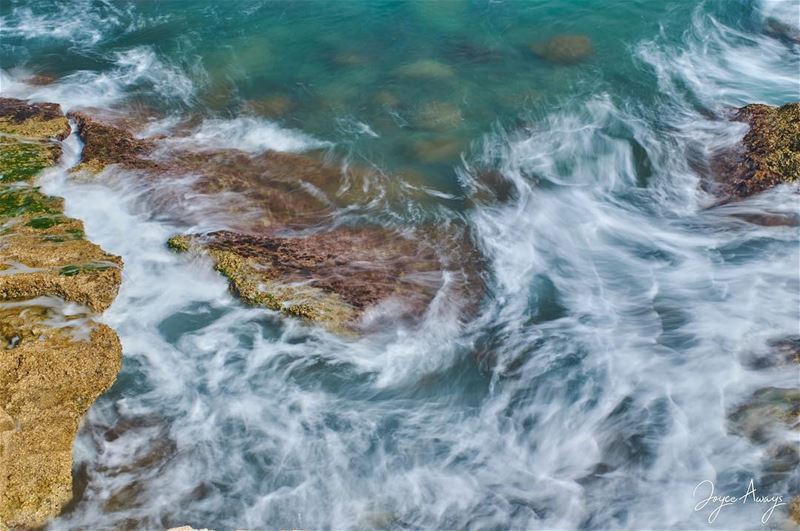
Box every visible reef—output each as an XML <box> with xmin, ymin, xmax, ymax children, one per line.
<box><xmin>715</xmin><ymin>102</ymin><xmax>799</xmax><ymax>197</ymax></box>
<box><xmin>70</xmin><ymin>113</ymin><xmax>481</xmax><ymax>332</ymax></box>
<box><xmin>0</xmin><ymin>98</ymin><xmax>123</xmax><ymax>528</ymax></box>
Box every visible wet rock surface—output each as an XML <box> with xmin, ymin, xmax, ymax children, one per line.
<box><xmin>71</xmin><ymin>112</ymin><xmax>481</xmax><ymax>331</ymax></box>
<box><xmin>68</xmin><ymin>111</ymin><xmax>160</xmax><ymax>173</ymax></box>
<box><xmin>714</xmin><ymin>102</ymin><xmax>799</xmax><ymax>197</ymax></box>
<box><xmin>0</xmin><ymin>99</ymin><xmax>123</xmax><ymax>528</ymax></box>
<box><xmin>169</xmin><ymin>228</ymin><xmax>447</xmax><ymax>333</ymax></box>
<box><xmin>0</xmin><ymin>303</ymin><xmax>122</xmax><ymax>529</ymax></box>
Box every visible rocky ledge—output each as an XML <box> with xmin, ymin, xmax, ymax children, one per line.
<box><xmin>70</xmin><ymin>112</ymin><xmax>481</xmax><ymax>333</ymax></box>
<box><xmin>714</xmin><ymin>102</ymin><xmax>799</xmax><ymax>198</ymax></box>
<box><xmin>0</xmin><ymin>98</ymin><xmax>123</xmax><ymax>528</ymax></box>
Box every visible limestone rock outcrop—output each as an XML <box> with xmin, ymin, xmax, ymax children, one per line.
<box><xmin>0</xmin><ymin>98</ymin><xmax>123</xmax><ymax>528</ymax></box>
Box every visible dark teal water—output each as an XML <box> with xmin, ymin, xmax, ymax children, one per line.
<box><xmin>2</xmin><ymin>0</ymin><xmax>799</xmax><ymax>529</ymax></box>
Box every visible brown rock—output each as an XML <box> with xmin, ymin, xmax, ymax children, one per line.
<box><xmin>713</xmin><ymin>102</ymin><xmax>799</xmax><ymax>198</ymax></box>
<box><xmin>71</xmin><ymin>113</ymin><xmax>483</xmax><ymax>332</ymax></box>
<box><xmin>25</xmin><ymin>74</ymin><xmax>58</xmax><ymax>86</ymax></box>
<box><xmin>790</xmin><ymin>496</ymin><xmax>800</xmax><ymax>525</ymax></box>
<box><xmin>68</xmin><ymin>111</ymin><xmax>159</xmax><ymax>172</ymax></box>
<box><xmin>171</xmin><ymin>228</ymin><xmax>446</xmax><ymax>332</ymax></box>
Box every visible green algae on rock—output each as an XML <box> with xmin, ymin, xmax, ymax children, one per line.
<box><xmin>715</xmin><ymin>102</ymin><xmax>800</xmax><ymax>197</ymax></box>
<box><xmin>0</xmin><ymin>98</ymin><xmax>70</xmax><ymax>141</ymax></box>
<box><xmin>0</xmin><ymin>98</ymin><xmax>124</xmax><ymax>529</ymax></box>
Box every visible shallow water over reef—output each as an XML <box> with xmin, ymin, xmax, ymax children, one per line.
<box><xmin>2</xmin><ymin>0</ymin><xmax>799</xmax><ymax>528</ymax></box>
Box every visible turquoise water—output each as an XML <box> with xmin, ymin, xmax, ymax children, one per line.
<box><xmin>2</xmin><ymin>0</ymin><xmax>800</xmax><ymax>529</ymax></box>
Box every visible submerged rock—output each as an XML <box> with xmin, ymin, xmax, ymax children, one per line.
<box><xmin>729</xmin><ymin>387</ymin><xmax>800</xmax><ymax>444</ymax></box>
<box><xmin>529</xmin><ymin>34</ymin><xmax>594</xmax><ymax>65</ymax></box>
<box><xmin>411</xmin><ymin>135</ymin><xmax>466</xmax><ymax>163</ymax></box>
<box><xmin>415</xmin><ymin>101</ymin><xmax>463</xmax><ymax>131</ymax></box>
<box><xmin>24</xmin><ymin>73</ymin><xmax>58</xmax><ymax>86</ymax></box>
<box><xmin>714</xmin><ymin>102</ymin><xmax>799</xmax><ymax>198</ymax></box>
<box><xmin>764</xmin><ymin>17</ymin><xmax>800</xmax><ymax>45</ymax></box>
<box><xmin>394</xmin><ymin>59</ymin><xmax>456</xmax><ymax>79</ymax></box>
<box><xmin>0</xmin><ymin>98</ymin><xmax>123</xmax><ymax>528</ymax></box>
<box><xmin>243</xmin><ymin>95</ymin><xmax>294</xmax><ymax>117</ymax></box>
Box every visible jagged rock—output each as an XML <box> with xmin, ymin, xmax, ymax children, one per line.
<box><xmin>529</xmin><ymin>34</ymin><xmax>594</xmax><ymax>65</ymax></box>
<box><xmin>0</xmin><ymin>106</ymin><xmax>122</xmax><ymax>312</ymax></box>
<box><xmin>0</xmin><ymin>304</ymin><xmax>122</xmax><ymax>528</ymax></box>
<box><xmin>0</xmin><ymin>98</ymin><xmax>123</xmax><ymax>528</ymax></box>
<box><xmin>714</xmin><ymin>102</ymin><xmax>799</xmax><ymax>197</ymax></box>
<box><xmin>67</xmin><ymin>111</ymin><xmax>159</xmax><ymax>173</ymax></box>
<box><xmin>168</xmin><ymin>228</ymin><xmax>447</xmax><ymax>332</ymax></box>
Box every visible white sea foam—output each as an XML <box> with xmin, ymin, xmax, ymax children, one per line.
<box><xmin>0</xmin><ymin>46</ymin><xmax>198</xmax><ymax>110</ymax></box>
<box><xmin>0</xmin><ymin>0</ymin><xmax>168</xmax><ymax>48</ymax></box>
<box><xmin>164</xmin><ymin>116</ymin><xmax>330</xmax><ymax>154</ymax></box>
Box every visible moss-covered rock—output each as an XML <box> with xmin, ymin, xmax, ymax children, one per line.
<box><xmin>715</xmin><ymin>102</ymin><xmax>800</xmax><ymax>197</ymax></box>
<box><xmin>0</xmin><ymin>98</ymin><xmax>70</xmax><ymax>141</ymax></box>
<box><xmin>0</xmin><ymin>138</ymin><xmax>62</xmax><ymax>183</ymax></box>
<box><xmin>0</xmin><ymin>99</ymin><xmax>124</xmax><ymax>528</ymax></box>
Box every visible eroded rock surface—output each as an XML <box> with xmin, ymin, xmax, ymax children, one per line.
<box><xmin>70</xmin><ymin>112</ymin><xmax>482</xmax><ymax>332</ymax></box>
<box><xmin>169</xmin><ymin>228</ymin><xmax>448</xmax><ymax>332</ymax></box>
<box><xmin>715</xmin><ymin>102</ymin><xmax>799</xmax><ymax>197</ymax></box>
<box><xmin>0</xmin><ymin>303</ymin><xmax>121</xmax><ymax>528</ymax></box>
<box><xmin>0</xmin><ymin>98</ymin><xmax>123</xmax><ymax>528</ymax></box>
